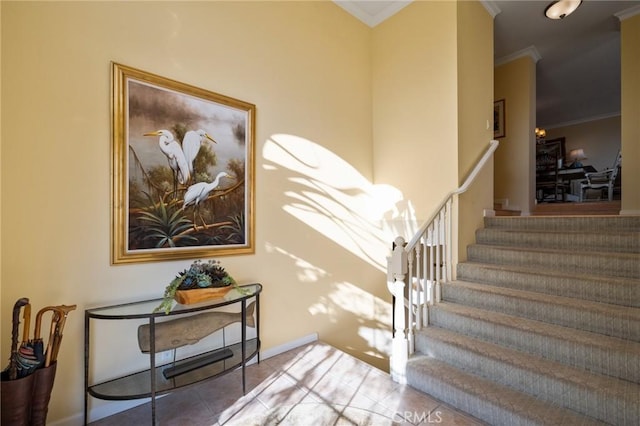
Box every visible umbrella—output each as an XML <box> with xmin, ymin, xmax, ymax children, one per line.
<box><xmin>48</xmin><ymin>305</ymin><xmax>76</xmax><ymax>364</ymax></box>
<box><xmin>2</xmin><ymin>298</ymin><xmax>29</xmax><ymax>381</ymax></box>
<box><xmin>43</xmin><ymin>311</ymin><xmax>60</xmax><ymax>368</ymax></box>
<box><xmin>16</xmin><ymin>303</ymin><xmax>39</xmax><ymax>378</ymax></box>
<box><xmin>16</xmin><ymin>306</ymin><xmax>59</xmax><ymax>375</ymax></box>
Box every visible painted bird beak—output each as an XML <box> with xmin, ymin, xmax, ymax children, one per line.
<box><xmin>144</xmin><ymin>131</ymin><xmax>161</xmax><ymax>136</ymax></box>
<box><xmin>206</xmin><ymin>133</ymin><xmax>217</xmax><ymax>143</ymax></box>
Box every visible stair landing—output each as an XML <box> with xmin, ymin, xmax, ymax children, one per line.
<box><xmin>533</xmin><ymin>201</ymin><xmax>621</xmax><ymax>216</ymax></box>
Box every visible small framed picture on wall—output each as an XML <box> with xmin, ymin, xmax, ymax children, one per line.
<box><xmin>494</xmin><ymin>99</ymin><xmax>505</xmax><ymax>139</ymax></box>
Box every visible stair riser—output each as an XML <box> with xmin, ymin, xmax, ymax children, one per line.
<box><xmin>456</xmin><ymin>263</ymin><xmax>640</xmax><ymax>307</ymax></box>
<box><xmin>407</xmin><ymin>356</ymin><xmax>605</xmax><ymax>426</ymax></box>
<box><xmin>406</xmin><ymin>215</ymin><xmax>640</xmax><ymax>424</ymax></box>
<box><xmin>406</xmin><ymin>366</ymin><xmax>540</xmax><ymax>426</ymax></box>
<box><xmin>475</xmin><ymin>229</ymin><xmax>640</xmax><ymax>253</ymax></box>
<box><xmin>467</xmin><ymin>245</ymin><xmax>640</xmax><ymax>279</ymax></box>
<box><xmin>441</xmin><ymin>285</ymin><xmax>640</xmax><ymax>342</ymax></box>
<box><xmin>424</xmin><ymin>309</ymin><xmax>640</xmax><ymax>383</ymax></box>
<box><xmin>484</xmin><ymin>216</ymin><xmax>640</xmax><ymax>232</ymax></box>
<box><xmin>415</xmin><ymin>333</ymin><xmax>637</xmax><ymax>425</ymax></box>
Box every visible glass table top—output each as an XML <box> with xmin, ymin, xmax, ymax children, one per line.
<box><xmin>86</xmin><ymin>283</ymin><xmax>261</xmax><ymax>319</ymax></box>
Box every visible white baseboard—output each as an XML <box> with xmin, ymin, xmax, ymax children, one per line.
<box><xmin>260</xmin><ymin>333</ymin><xmax>318</xmax><ymax>360</ymax></box>
<box><xmin>494</xmin><ymin>198</ymin><xmax>508</xmax><ymax>208</ymax></box>
<box><xmin>50</xmin><ymin>333</ymin><xmax>319</xmax><ymax>426</ymax></box>
<box><xmin>50</xmin><ymin>398</ymin><xmax>157</xmax><ymax>426</ymax></box>
<box><xmin>620</xmin><ymin>209</ymin><xmax>640</xmax><ymax>216</ymax></box>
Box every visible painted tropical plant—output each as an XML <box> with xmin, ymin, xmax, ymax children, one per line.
<box><xmin>127</xmin><ymin>122</ymin><xmax>246</xmax><ymax>250</ymax></box>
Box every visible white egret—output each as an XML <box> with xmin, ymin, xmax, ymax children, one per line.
<box><xmin>183</xmin><ymin>171</ymin><xmax>231</xmax><ymax>229</ymax></box>
<box><xmin>144</xmin><ymin>130</ymin><xmax>191</xmax><ymax>195</ymax></box>
<box><xmin>182</xmin><ymin>129</ymin><xmax>217</xmax><ymax>179</ymax></box>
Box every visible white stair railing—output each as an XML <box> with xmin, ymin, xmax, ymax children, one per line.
<box><xmin>387</xmin><ymin>140</ymin><xmax>499</xmax><ymax>383</ymax></box>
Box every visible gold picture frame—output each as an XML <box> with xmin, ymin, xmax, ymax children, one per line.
<box><xmin>111</xmin><ymin>62</ymin><xmax>255</xmax><ymax>264</ymax></box>
<box><xmin>494</xmin><ymin>99</ymin><xmax>505</xmax><ymax>139</ymax></box>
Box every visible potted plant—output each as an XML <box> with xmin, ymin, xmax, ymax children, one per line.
<box><xmin>154</xmin><ymin>259</ymin><xmax>238</xmax><ymax>314</ymax></box>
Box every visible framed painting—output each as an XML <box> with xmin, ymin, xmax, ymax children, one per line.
<box><xmin>494</xmin><ymin>99</ymin><xmax>505</xmax><ymax>139</ymax></box>
<box><xmin>111</xmin><ymin>62</ymin><xmax>255</xmax><ymax>264</ymax></box>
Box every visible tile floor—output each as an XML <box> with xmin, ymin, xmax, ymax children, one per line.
<box><xmin>90</xmin><ymin>341</ymin><xmax>485</xmax><ymax>425</ymax></box>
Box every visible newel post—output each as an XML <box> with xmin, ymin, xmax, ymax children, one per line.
<box><xmin>388</xmin><ymin>236</ymin><xmax>408</xmax><ymax>383</ymax></box>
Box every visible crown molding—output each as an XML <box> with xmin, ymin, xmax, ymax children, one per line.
<box><xmin>541</xmin><ymin>111</ymin><xmax>621</xmax><ymax>130</ymax></box>
<box><xmin>615</xmin><ymin>4</ymin><xmax>640</xmax><ymax>21</ymax></box>
<box><xmin>481</xmin><ymin>1</ymin><xmax>501</xmax><ymax>19</ymax></box>
<box><xmin>495</xmin><ymin>45</ymin><xmax>542</xmax><ymax>66</ymax></box>
<box><xmin>334</xmin><ymin>1</ymin><xmax>412</xmax><ymax>27</ymax></box>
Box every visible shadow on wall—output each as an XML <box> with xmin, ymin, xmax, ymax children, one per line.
<box><xmin>263</xmin><ymin>134</ymin><xmax>418</xmax><ymax>271</ymax></box>
<box><xmin>262</xmin><ymin>134</ymin><xmax>418</xmax><ymax>369</ymax></box>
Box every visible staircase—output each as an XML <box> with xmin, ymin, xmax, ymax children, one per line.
<box><xmin>406</xmin><ymin>215</ymin><xmax>640</xmax><ymax>425</ymax></box>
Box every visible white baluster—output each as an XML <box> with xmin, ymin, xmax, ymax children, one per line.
<box><xmin>389</xmin><ymin>237</ymin><xmax>408</xmax><ymax>383</ymax></box>
<box><xmin>421</xmin><ymin>236</ymin><xmax>428</xmax><ymax>327</ymax></box>
<box><xmin>435</xmin><ymin>212</ymin><xmax>442</xmax><ymax>303</ymax></box>
<box><xmin>407</xmin><ymin>246</ymin><xmax>415</xmax><ymax>354</ymax></box>
<box><xmin>447</xmin><ymin>198</ymin><xmax>453</xmax><ymax>281</ymax></box>
<box><xmin>414</xmin><ymin>243</ymin><xmax>422</xmax><ymax>331</ymax></box>
<box><xmin>428</xmin><ymin>223</ymin><xmax>435</xmax><ymax>305</ymax></box>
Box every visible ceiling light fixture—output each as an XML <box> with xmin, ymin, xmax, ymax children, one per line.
<box><xmin>545</xmin><ymin>0</ymin><xmax>582</xmax><ymax>20</ymax></box>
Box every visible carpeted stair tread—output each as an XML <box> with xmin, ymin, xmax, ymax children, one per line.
<box><xmin>443</xmin><ymin>280</ymin><xmax>640</xmax><ymax>341</ymax></box>
<box><xmin>406</xmin><ymin>355</ymin><xmax>605</xmax><ymax>426</ymax></box>
<box><xmin>429</xmin><ymin>302</ymin><xmax>640</xmax><ymax>382</ymax></box>
<box><xmin>483</xmin><ymin>215</ymin><xmax>640</xmax><ymax>232</ymax></box>
<box><xmin>405</xmin><ymin>215</ymin><xmax>640</xmax><ymax>424</ymax></box>
<box><xmin>413</xmin><ymin>328</ymin><xmax>639</xmax><ymax>424</ymax></box>
<box><xmin>467</xmin><ymin>244</ymin><xmax>640</xmax><ymax>279</ymax></box>
<box><xmin>457</xmin><ymin>261</ymin><xmax>640</xmax><ymax>307</ymax></box>
<box><xmin>475</xmin><ymin>228</ymin><xmax>640</xmax><ymax>253</ymax></box>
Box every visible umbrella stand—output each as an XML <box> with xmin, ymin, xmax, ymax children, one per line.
<box><xmin>2</xmin><ymin>301</ymin><xmax>75</xmax><ymax>426</ymax></box>
<box><xmin>29</xmin><ymin>361</ymin><xmax>57</xmax><ymax>426</ymax></box>
<box><xmin>1</xmin><ymin>373</ymin><xmax>35</xmax><ymax>426</ymax></box>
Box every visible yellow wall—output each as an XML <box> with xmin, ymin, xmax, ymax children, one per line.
<box><xmin>621</xmin><ymin>13</ymin><xmax>640</xmax><ymax>214</ymax></box>
<box><xmin>494</xmin><ymin>56</ymin><xmax>536</xmax><ymax>215</ymax></box>
<box><xmin>1</xmin><ymin>1</ymin><xmax>497</xmax><ymax>423</ymax></box>
<box><xmin>1</xmin><ymin>1</ymin><xmax>381</xmax><ymax>422</ymax></box>
<box><xmin>372</xmin><ymin>0</ymin><xmax>458</xmax><ymax>227</ymax></box>
<box><xmin>0</xmin><ymin>1</ymin><xmax>3</xmax><ymax>324</ymax></box>
<box><xmin>456</xmin><ymin>1</ymin><xmax>495</xmax><ymax>263</ymax></box>
<box><xmin>371</xmin><ymin>1</ymin><xmax>494</xmax><ymax>268</ymax></box>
